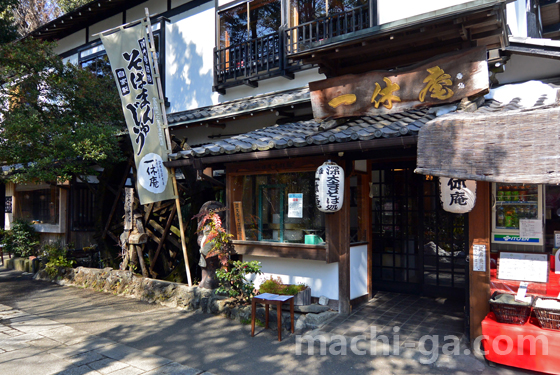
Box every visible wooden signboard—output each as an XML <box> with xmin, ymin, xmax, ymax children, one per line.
<box><xmin>124</xmin><ymin>187</ymin><xmax>134</xmax><ymax>230</ymax></box>
<box><xmin>4</xmin><ymin>197</ymin><xmax>12</xmax><ymax>214</ymax></box>
<box><xmin>233</xmin><ymin>201</ymin><xmax>246</xmax><ymax>240</ymax></box>
<box><xmin>309</xmin><ymin>47</ymin><xmax>488</xmax><ymax>121</ymax></box>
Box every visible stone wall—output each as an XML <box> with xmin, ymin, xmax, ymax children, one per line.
<box><xmin>34</xmin><ymin>267</ymin><xmax>337</xmax><ymax>332</ymax></box>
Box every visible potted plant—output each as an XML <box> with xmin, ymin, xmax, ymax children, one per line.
<box><xmin>258</xmin><ymin>276</ymin><xmax>311</xmax><ymax>306</ymax></box>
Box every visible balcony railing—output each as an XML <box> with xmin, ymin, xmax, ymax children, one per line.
<box><xmin>213</xmin><ymin>2</ymin><xmax>375</xmax><ymax>92</ymax></box>
<box><xmin>214</xmin><ymin>32</ymin><xmax>289</xmax><ymax>92</ymax></box>
<box><xmin>285</xmin><ymin>4</ymin><xmax>372</xmax><ymax>55</ymax></box>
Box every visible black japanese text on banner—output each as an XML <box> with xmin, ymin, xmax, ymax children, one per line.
<box><xmin>101</xmin><ymin>21</ymin><xmax>174</xmax><ymax>205</ymax></box>
<box><xmin>439</xmin><ymin>177</ymin><xmax>476</xmax><ymax>213</ymax></box>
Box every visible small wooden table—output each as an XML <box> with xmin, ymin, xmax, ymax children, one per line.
<box><xmin>251</xmin><ymin>293</ymin><xmax>295</xmax><ymax>341</ymax></box>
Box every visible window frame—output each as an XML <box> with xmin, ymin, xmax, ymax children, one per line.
<box><xmin>77</xmin><ymin>18</ymin><xmax>168</xmax><ymax>104</ymax></box>
<box><xmin>13</xmin><ymin>183</ymin><xmax>67</xmax><ymax>233</ymax></box>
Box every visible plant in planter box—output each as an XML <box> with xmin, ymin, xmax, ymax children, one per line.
<box><xmin>258</xmin><ymin>276</ymin><xmax>311</xmax><ymax>305</ymax></box>
<box><xmin>215</xmin><ymin>260</ymin><xmax>262</xmax><ymax>302</ymax></box>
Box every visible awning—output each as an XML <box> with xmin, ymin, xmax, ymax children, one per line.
<box><xmin>165</xmin><ymin>107</ymin><xmax>439</xmax><ymax>168</ymax></box>
<box><xmin>416</xmin><ymin>81</ymin><xmax>560</xmax><ymax>183</ymax></box>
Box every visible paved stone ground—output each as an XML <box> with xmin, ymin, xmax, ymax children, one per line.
<box><xmin>0</xmin><ymin>266</ymin><xmax>532</xmax><ymax>375</ymax></box>
<box><xmin>321</xmin><ymin>292</ymin><xmax>466</xmax><ymax>351</ymax></box>
<box><xmin>0</xmin><ymin>303</ymin><xmax>209</xmax><ymax>375</ymax></box>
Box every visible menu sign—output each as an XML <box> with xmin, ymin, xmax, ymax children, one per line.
<box><xmin>288</xmin><ymin>193</ymin><xmax>303</xmax><ymax>218</ymax></box>
<box><xmin>519</xmin><ymin>219</ymin><xmax>542</xmax><ymax>240</ymax></box>
<box><xmin>498</xmin><ymin>252</ymin><xmax>548</xmax><ymax>283</ymax></box>
<box><xmin>472</xmin><ymin>244</ymin><xmax>486</xmax><ymax>272</ymax></box>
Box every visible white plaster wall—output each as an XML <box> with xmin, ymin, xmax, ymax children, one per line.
<box><xmin>166</xmin><ymin>2</ymin><xmax>219</xmax><ymax>113</ymax></box>
<box><xmin>377</xmin><ymin>0</ymin><xmax>476</xmax><ymax>25</ymax></box>
<box><xmin>496</xmin><ymin>54</ymin><xmax>560</xmax><ymax>85</ymax></box>
<box><xmin>54</xmin><ymin>30</ymin><xmax>86</xmax><ymax>55</ymax></box>
<box><xmin>63</xmin><ymin>53</ymin><xmax>79</xmax><ymax>65</ymax></box>
<box><xmin>127</xmin><ymin>0</ymin><xmax>168</xmax><ymax>22</ymax></box>
<box><xmin>90</xmin><ymin>14</ymin><xmax>123</xmax><ymax>42</ymax></box>
<box><xmin>170</xmin><ymin>109</ymin><xmax>311</xmax><ymax>146</ymax></box>
<box><xmin>244</xmin><ymin>255</ymin><xmax>339</xmax><ymax>300</ymax></box>
<box><xmin>172</xmin><ymin>0</ymin><xmax>191</xmax><ymax>8</ymax></box>
<box><xmin>506</xmin><ymin>0</ymin><xmax>527</xmax><ymax>38</ymax></box>
<box><xmin>4</xmin><ymin>183</ymin><xmax>14</xmax><ymax>230</ymax></box>
<box><xmin>350</xmin><ymin>245</ymin><xmax>368</xmax><ymax>300</ymax></box>
<box><xmin>217</xmin><ymin>0</ymin><xmax>234</xmax><ymax>8</ymax></box>
<box><xmin>219</xmin><ymin>69</ymin><xmax>324</xmax><ymax>103</ymax></box>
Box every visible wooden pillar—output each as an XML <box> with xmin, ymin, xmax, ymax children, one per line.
<box><xmin>327</xmin><ymin>160</ymin><xmax>351</xmax><ymax>314</ymax></box>
<box><xmin>469</xmin><ymin>181</ymin><xmax>491</xmax><ymax>346</ymax></box>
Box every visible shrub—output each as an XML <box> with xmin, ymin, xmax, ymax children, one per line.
<box><xmin>215</xmin><ymin>260</ymin><xmax>262</xmax><ymax>302</ymax></box>
<box><xmin>42</xmin><ymin>241</ymin><xmax>75</xmax><ymax>277</ymax></box>
<box><xmin>1</xmin><ymin>220</ymin><xmax>39</xmax><ymax>257</ymax></box>
<box><xmin>258</xmin><ymin>276</ymin><xmax>284</xmax><ymax>294</ymax></box>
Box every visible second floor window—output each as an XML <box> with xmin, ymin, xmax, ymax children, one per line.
<box><xmin>290</xmin><ymin>0</ymin><xmax>367</xmax><ymax>25</ymax></box>
<box><xmin>79</xmin><ymin>23</ymin><xmax>162</xmax><ymax>77</ymax></box>
<box><xmin>219</xmin><ymin>0</ymin><xmax>281</xmax><ymax>49</ymax></box>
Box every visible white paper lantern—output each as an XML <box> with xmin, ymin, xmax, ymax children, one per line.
<box><xmin>439</xmin><ymin>177</ymin><xmax>476</xmax><ymax>213</ymax></box>
<box><xmin>315</xmin><ymin>161</ymin><xmax>344</xmax><ymax>213</ymax></box>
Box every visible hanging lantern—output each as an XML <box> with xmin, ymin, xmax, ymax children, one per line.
<box><xmin>439</xmin><ymin>177</ymin><xmax>476</xmax><ymax>213</ymax></box>
<box><xmin>315</xmin><ymin>161</ymin><xmax>344</xmax><ymax>213</ymax></box>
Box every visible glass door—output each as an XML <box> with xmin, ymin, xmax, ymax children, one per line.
<box><xmin>370</xmin><ymin>164</ymin><xmax>468</xmax><ymax>297</ymax></box>
<box><xmin>371</xmin><ymin>165</ymin><xmax>421</xmax><ymax>293</ymax></box>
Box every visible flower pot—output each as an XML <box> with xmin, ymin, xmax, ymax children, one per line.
<box><xmin>293</xmin><ymin>286</ymin><xmax>311</xmax><ymax>306</ymax></box>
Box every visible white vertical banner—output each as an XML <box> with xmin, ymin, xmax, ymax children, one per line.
<box><xmin>101</xmin><ymin>20</ymin><xmax>174</xmax><ymax>205</ymax></box>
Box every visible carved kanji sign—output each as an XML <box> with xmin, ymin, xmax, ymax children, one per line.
<box><xmin>310</xmin><ymin>47</ymin><xmax>488</xmax><ymax>121</ymax></box>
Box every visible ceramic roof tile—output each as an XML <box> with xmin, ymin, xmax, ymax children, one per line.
<box><xmin>170</xmin><ymin>83</ymin><xmax>559</xmax><ymax>160</ymax></box>
<box><xmin>167</xmin><ymin>87</ymin><xmax>310</xmax><ymax>126</ymax></box>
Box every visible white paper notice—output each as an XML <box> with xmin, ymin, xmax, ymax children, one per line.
<box><xmin>288</xmin><ymin>193</ymin><xmax>303</xmax><ymax>218</ymax></box>
<box><xmin>519</xmin><ymin>219</ymin><xmax>542</xmax><ymax>239</ymax></box>
<box><xmin>473</xmin><ymin>244</ymin><xmax>486</xmax><ymax>272</ymax></box>
<box><xmin>515</xmin><ymin>281</ymin><xmax>529</xmax><ymax>302</ymax></box>
<box><xmin>498</xmin><ymin>252</ymin><xmax>549</xmax><ymax>283</ymax></box>
<box><xmin>555</xmin><ymin>231</ymin><xmax>560</xmax><ymax>247</ymax></box>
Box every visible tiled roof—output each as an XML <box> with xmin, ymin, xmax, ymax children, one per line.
<box><xmin>168</xmin><ymin>81</ymin><xmax>559</xmax><ymax>161</ymax></box>
<box><xmin>166</xmin><ymin>87</ymin><xmax>310</xmax><ymax>126</ymax></box>
<box><xmin>169</xmin><ymin>108</ymin><xmax>437</xmax><ymax>160</ymax></box>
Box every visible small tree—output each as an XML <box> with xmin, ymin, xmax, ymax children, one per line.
<box><xmin>1</xmin><ymin>219</ymin><xmax>39</xmax><ymax>257</ymax></box>
<box><xmin>0</xmin><ymin>38</ymin><xmax>125</xmax><ymax>184</ymax></box>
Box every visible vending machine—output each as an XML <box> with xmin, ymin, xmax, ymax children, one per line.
<box><xmin>491</xmin><ymin>183</ymin><xmax>544</xmax><ymax>246</ymax></box>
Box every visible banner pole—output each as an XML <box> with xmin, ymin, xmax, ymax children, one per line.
<box><xmin>144</xmin><ymin>8</ymin><xmax>192</xmax><ymax>286</ymax></box>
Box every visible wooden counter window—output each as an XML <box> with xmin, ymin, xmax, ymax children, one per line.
<box><xmin>233</xmin><ymin>240</ymin><xmax>327</xmax><ymax>261</ymax></box>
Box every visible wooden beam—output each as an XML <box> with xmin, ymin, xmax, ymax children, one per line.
<box><xmin>136</xmin><ymin>245</ymin><xmax>149</xmax><ymax>277</ymax></box>
<box><xmin>166</xmin><ymin>136</ymin><xmax>419</xmax><ymax>168</ymax></box>
<box><xmin>360</xmin><ymin>162</ymin><xmax>373</xmax><ymax>299</ymax></box>
<box><xmin>233</xmin><ymin>241</ymin><xmax>327</xmax><ymax>261</ymax></box>
<box><xmin>334</xmin><ymin>41</ymin><xmax>468</xmax><ymax>76</ymax></box>
<box><xmin>149</xmin><ymin>205</ymin><xmax>177</xmax><ymax>274</ymax></box>
<box><xmin>469</xmin><ymin>182</ymin><xmax>491</xmax><ymax>346</ymax></box>
<box><xmin>337</xmin><ymin>160</ymin><xmax>352</xmax><ymax>314</ymax></box>
<box><xmin>303</xmin><ymin>22</ymin><xmax>464</xmax><ymax>65</ymax></box>
<box><xmin>102</xmin><ymin>159</ymin><xmax>132</xmax><ymax>240</ymax></box>
<box><xmin>172</xmin><ymin>168</ymin><xmax>192</xmax><ymax>286</ymax></box>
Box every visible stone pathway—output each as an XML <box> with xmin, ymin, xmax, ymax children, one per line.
<box><xmin>0</xmin><ymin>303</ymin><xmax>211</xmax><ymax>375</ymax></box>
<box><xmin>315</xmin><ymin>291</ymin><xmax>469</xmax><ymax>356</ymax></box>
